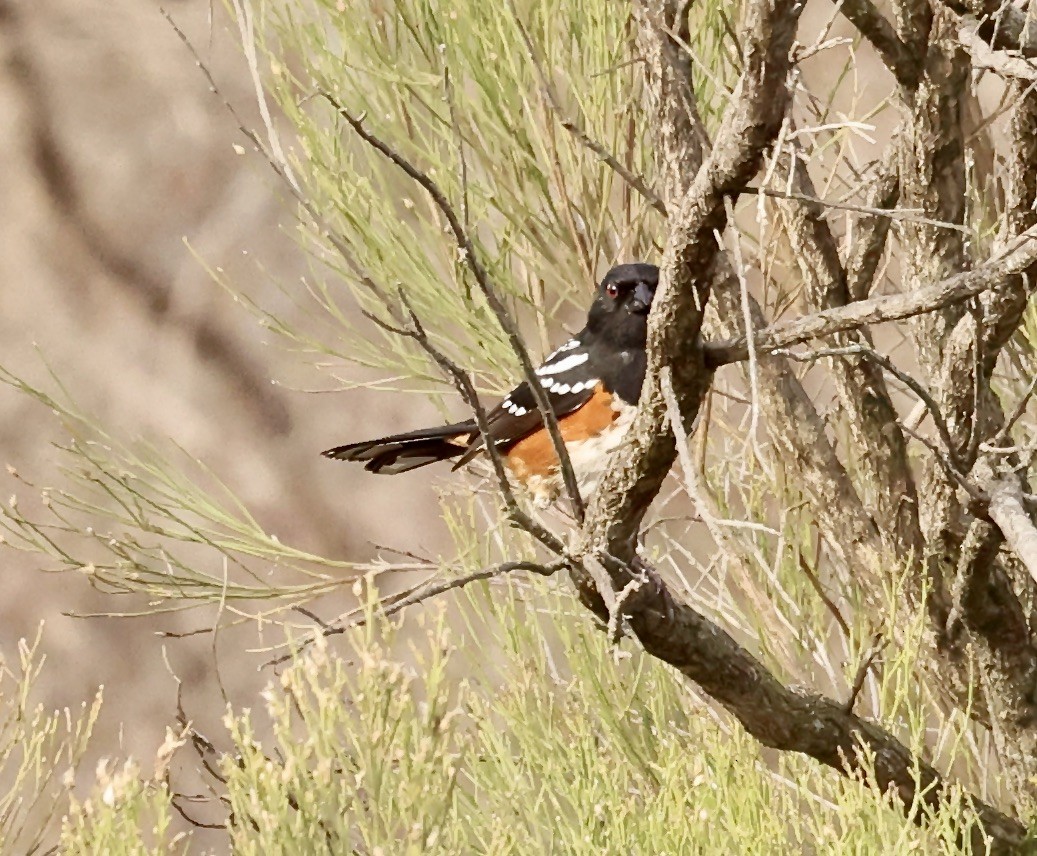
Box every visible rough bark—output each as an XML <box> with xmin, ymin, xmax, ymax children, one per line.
<box><xmin>774</xmin><ymin>150</ymin><xmax>921</xmax><ymax>562</ymax></box>
<box><xmin>565</xmin><ymin>0</ymin><xmax>1031</xmax><ymax>850</ymax></box>
<box><xmin>706</xmin><ymin>223</ymin><xmax>1037</xmax><ymax>365</ymax></box>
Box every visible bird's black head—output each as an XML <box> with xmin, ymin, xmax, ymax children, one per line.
<box><xmin>585</xmin><ymin>263</ymin><xmax>659</xmax><ymax>347</ymax></box>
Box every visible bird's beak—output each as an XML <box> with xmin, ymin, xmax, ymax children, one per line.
<box><xmin>627</xmin><ymin>281</ymin><xmax>654</xmax><ymax>314</ymax></box>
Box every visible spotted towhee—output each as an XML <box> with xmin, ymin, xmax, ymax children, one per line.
<box><xmin>323</xmin><ymin>263</ymin><xmax>658</xmax><ymax>506</ymax></box>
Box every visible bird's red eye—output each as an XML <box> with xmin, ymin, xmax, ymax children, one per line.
<box><xmin>605</xmin><ymin>283</ymin><xmax>620</xmax><ymax>298</ymax></box>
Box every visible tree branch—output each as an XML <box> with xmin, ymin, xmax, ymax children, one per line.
<box><xmin>957</xmin><ymin>15</ymin><xmax>1037</xmax><ymax>80</ymax></box>
<box><xmin>576</xmin><ymin>0</ymin><xmax>804</xmax><ymax>566</ymax></box>
<box><xmin>776</xmin><ymin>343</ymin><xmax>959</xmax><ymax>471</ymax></box>
<box><xmin>739</xmin><ymin>184</ymin><xmax>963</xmax><ymax>232</ymax></box>
<box><xmin>561</xmin><ymin>0</ymin><xmax>1029</xmax><ymax>843</ymax></box>
<box><xmin>988</xmin><ymin>476</ymin><xmax>1037</xmax><ymax>587</ymax></box>
<box><xmin>837</xmin><ymin>0</ymin><xmax>920</xmax><ymax>87</ymax></box>
<box><xmin>587</xmin><ymin>555</ymin><xmax>1027</xmax><ymax>854</ymax></box>
<box><xmin>845</xmin><ymin>147</ymin><xmax>900</xmax><ymax>301</ymax></box>
<box><xmin>983</xmin><ymin>80</ymin><xmax>1037</xmax><ymax>358</ymax></box>
<box><xmin>705</xmin><ymin>222</ymin><xmax>1037</xmax><ymax>366</ymax></box>
<box><xmin>710</xmin><ymin>274</ymin><xmax>886</xmax><ymax>589</ymax></box>
<box><xmin>267</xmin><ymin>559</ymin><xmax>564</xmax><ymax>668</ymax></box>
<box><xmin>366</xmin><ymin>294</ymin><xmax>565</xmax><ymax>555</ymax></box>
<box><xmin>772</xmin><ymin>148</ymin><xmax>921</xmax><ymax>558</ymax></box>
<box><xmin>941</xmin><ymin>0</ymin><xmax>1037</xmax><ymax>56</ymax></box>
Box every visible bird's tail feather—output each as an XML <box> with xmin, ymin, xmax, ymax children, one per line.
<box><xmin>322</xmin><ymin>421</ymin><xmax>476</xmax><ymax>475</ymax></box>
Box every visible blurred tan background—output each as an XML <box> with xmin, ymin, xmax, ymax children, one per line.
<box><xmin>0</xmin><ymin>0</ymin><xmax>452</xmax><ymax>781</ymax></box>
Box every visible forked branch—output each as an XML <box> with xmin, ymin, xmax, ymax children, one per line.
<box><xmin>568</xmin><ymin>1</ymin><xmax>1029</xmax><ymax>849</ymax></box>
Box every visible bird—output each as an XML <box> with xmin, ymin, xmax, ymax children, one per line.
<box><xmin>322</xmin><ymin>263</ymin><xmax>659</xmax><ymax>507</ymax></box>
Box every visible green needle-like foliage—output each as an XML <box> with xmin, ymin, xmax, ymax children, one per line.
<box><xmin>2</xmin><ymin>0</ymin><xmax>1036</xmax><ymax>851</ymax></box>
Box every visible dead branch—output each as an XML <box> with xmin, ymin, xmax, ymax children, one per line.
<box><xmin>705</xmin><ymin>222</ymin><xmax>1037</xmax><ymax>366</ymax></box>
<box><xmin>983</xmin><ymin>80</ymin><xmax>1037</xmax><ymax>359</ymax></box>
<box><xmin>798</xmin><ymin>554</ymin><xmax>852</xmax><ymax>638</ymax></box>
<box><xmin>958</xmin><ymin>15</ymin><xmax>1037</xmax><ymax>80</ymax></box>
<box><xmin>738</xmin><ymin>185</ymin><xmax>963</xmax><ymax>231</ymax></box>
<box><xmin>267</xmin><ymin>558</ymin><xmax>563</xmax><ymax>668</ymax></box>
<box><xmin>990</xmin><ymin>374</ymin><xmax>1037</xmax><ymax>450</ymax></box>
<box><xmin>710</xmin><ymin>272</ymin><xmax>884</xmax><ymax>588</ymax></box>
<box><xmin>941</xmin><ymin>0</ymin><xmax>1037</xmax><ymax>56</ymax></box>
<box><xmin>844</xmin><ymin>633</ymin><xmax>887</xmax><ymax>713</ymax></box>
<box><xmin>774</xmin><ymin>343</ymin><xmax>959</xmax><ymax>468</ymax></box>
<box><xmin>359</xmin><ymin>295</ymin><xmax>564</xmax><ymax>555</ymax></box>
<box><xmin>895</xmin><ymin>12</ymin><xmax>969</xmax><ymax>388</ymax></box>
<box><xmin>900</xmin><ymin>423</ymin><xmax>984</xmax><ymax>501</ymax></box>
<box><xmin>772</xmin><ymin>147</ymin><xmax>920</xmax><ymax>558</ymax></box>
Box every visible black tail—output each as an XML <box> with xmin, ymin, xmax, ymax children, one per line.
<box><xmin>322</xmin><ymin>421</ymin><xmax>476</xmax><ymax>474</ymax></box>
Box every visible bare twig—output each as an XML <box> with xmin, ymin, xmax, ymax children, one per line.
<box><xmin>170</xmin><ymin>795</ymin><xmax>225</xmax><ymax>830</ymax></box>
<box><xmin>988</xmin><ymin>372</ymin><xmax>1037</xmax><ymax>451</ymax></box>
<box><xmin>607</xmin><ymin>575</ymin><xmax>645</xmax><ymax>644</ymax></box>
<box><xmin>798</xmin><ymin>554</ymin><xmax>852</xmax><ymax>638</ymax></box>
<box><xmin>361</xmin><ymin>559</ymin><xmax>561</xmax><ymax>625</ymax></box>
<box><xmin>737</xmin><ymin>185</ymin><xmax>967</xmax><ymax>232</ymax></box>
<box><xmin>941</xmin><ymin>0</ymin><xmax>1037</xmax><ymax>56</ymax></box>
<box><xmin>266</xmin><ymin>559</ymin><xmax>563</xmax><ymax>667</ymax></box>
<box><xmin>363</xmin><ymin>293</ymin><xmax>564</xmax><ymax>555</ymax></box>
<box><xmin>901</xmin><ymin>423</ymin><xmax>985</xmax><ymax>501</ymax></box>
<box><xmin>322</xmin><ymin>94</ymin><xmax>586</xmax><ymax>521</ymax></box>
<box><xmin>844</xmin><ymin>633</ymin><xmax>887</xmax><ymax>713</ymax></box>
<box><xmin>958</xmin><ymin>14</ymin><xmax>1037</xmax><ymax>80</ymax></box>
<box><xmin>292</xmin><ymin>604</ymin><xmax>333</xmax><ymax>631</ymax></box>
<box><xmin>720</xmin><ymin>209</ymin><xmax>767</xmax><ymax>470</ymax></box>
<box><xmin>770</xmin><ymin>144</ymin><xmax>919</xmax><ymax>558</ymax></box>
<box><xmin>773</xmin><ymin>343</ymin><xmax>959</xmax><ymax>465</ymax></box>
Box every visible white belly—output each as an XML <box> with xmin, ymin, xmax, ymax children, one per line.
<box><xmin>524</xmin><ymin>402</ymin><xmax>637</xmax><ymax>508</ymax></box>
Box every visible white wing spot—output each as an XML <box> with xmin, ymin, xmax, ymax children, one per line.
<box><xmin>536</xmin><ymin>351</ymin><xmax>589</xmax><ymax>376</ymax></box>
<box><xmin>554</xmin><ymin>384</ymin><xmax>571</xmax><ymax>394</ymax></box>
<box><xmin>545</xmin><ymin>339</ymin><xmax>579</xmax><ymax>361</ymax></box>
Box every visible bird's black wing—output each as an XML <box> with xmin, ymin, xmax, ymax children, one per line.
<box><xmin>453</xmin><ymin>338</ymin><xmax>600</xmax><ymax>465</ymax></box>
